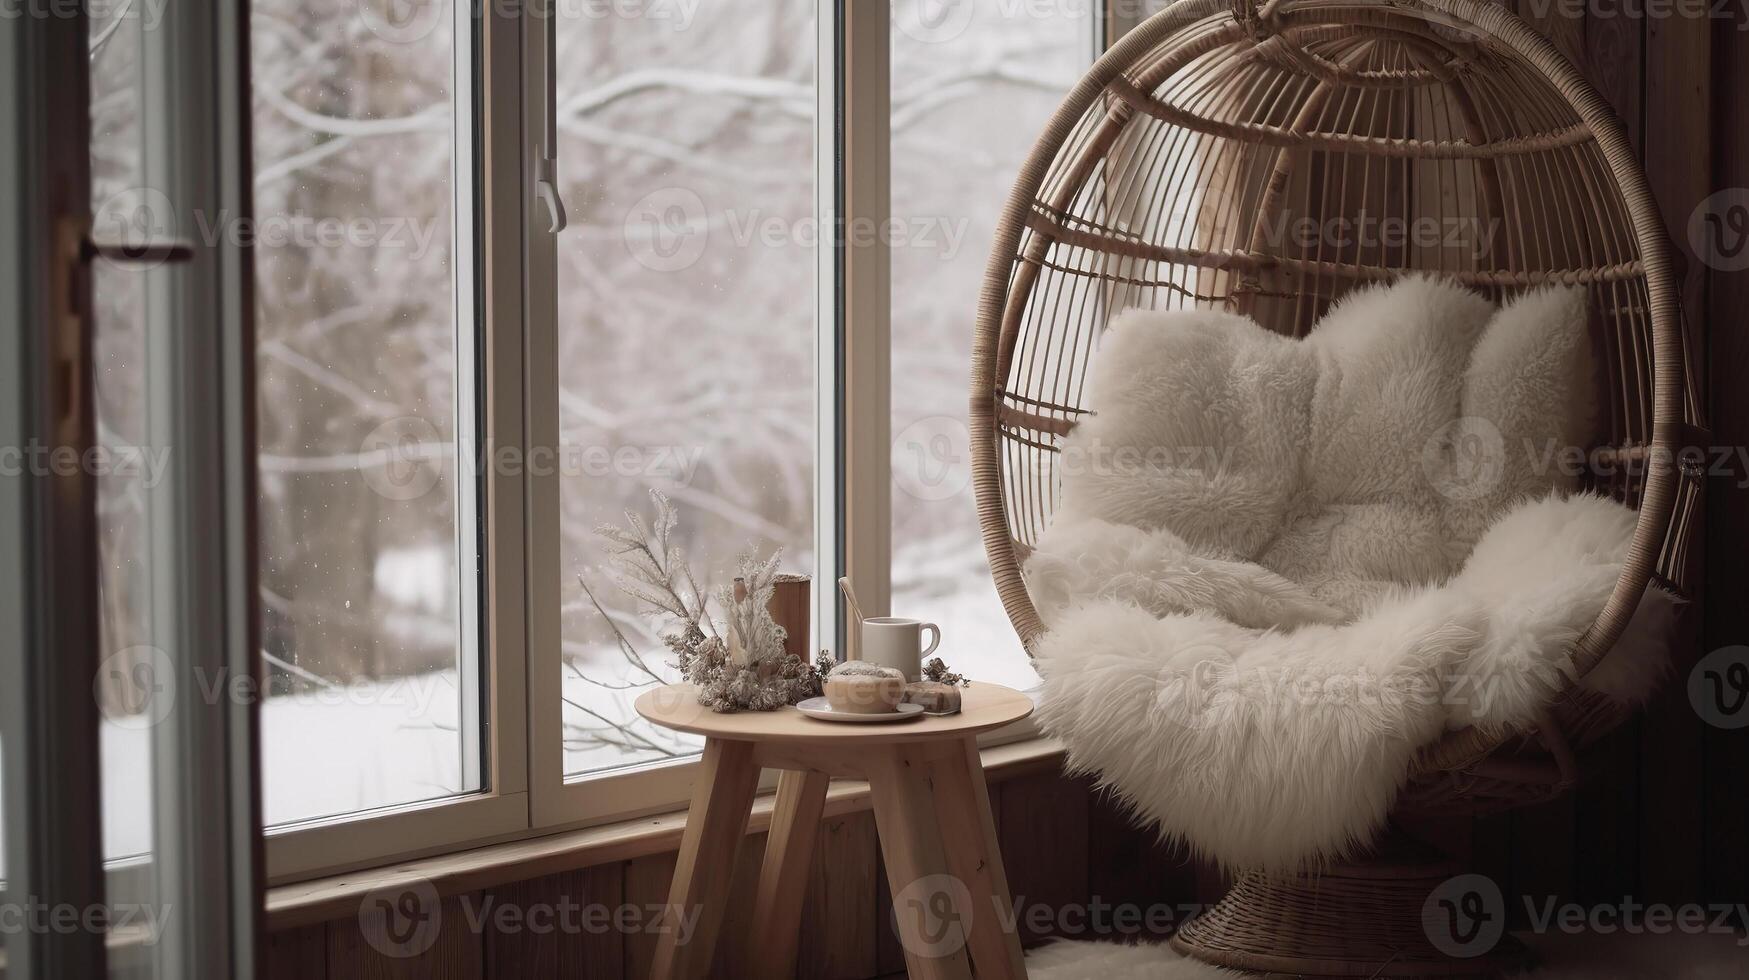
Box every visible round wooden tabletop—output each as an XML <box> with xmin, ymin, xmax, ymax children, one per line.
<box><xmin>634</xmin><ymin>682</ymin><xmax>1034</xmax><ymax>744</ymax></box>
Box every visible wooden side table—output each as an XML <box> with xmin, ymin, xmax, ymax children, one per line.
<box><xmin>634</xmin><ymin>683</ymin><xmax>1035</xmax><ymax>980</ymax></box>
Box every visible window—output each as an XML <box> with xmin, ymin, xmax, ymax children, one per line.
<box><xmin>888</xmin><ymin>0</ymin><xmax>1097</xmax><ymax>691</ymax></box>
<box><xmin>80</xmin><ymin>1</ymin><xmax>261</xmax><ymax>969</ymax></box>
<box><xmin>551</xmin><ymin>0</ymin><xmax>818</xmax><ymax>782</ymax></box>
<box><xmin>250</xmin><ymin>0</ymin><xmax>483</xmax><ymax>829</ymax></box>
<box><xmin>89</xmin><ymin>0</ymin><xmax>153</xmax><ymax>870</ymax></box>
<box><xmin>236</xmin><ymin>2</ymin><xmax>1108</xmax><ymax>880</ymax></box>
<box><xmin>89</xmin><ymin>7</ymin><xmax>171</xmax><ymax>969</ymax></box>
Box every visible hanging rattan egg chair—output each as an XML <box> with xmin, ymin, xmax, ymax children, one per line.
<box><xmin>971</xmin><ymin>0</ymin><xmax>1706</xmax><ymax>974</ymax></box>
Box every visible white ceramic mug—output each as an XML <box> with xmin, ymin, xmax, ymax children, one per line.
<box><xmin>859</xmin><ymin>617</ymin><xmax>940</xmax><ymax>681</ymax></box>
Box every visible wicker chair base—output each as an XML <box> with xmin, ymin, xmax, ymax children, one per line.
<box><xmin>1170</xmin><ymin>833</ymin><xmax>1530</xmax><ymax>977</ymax></box>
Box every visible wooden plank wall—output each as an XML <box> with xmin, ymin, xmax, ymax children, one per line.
<box><xmin>1492</xmin><ymin>0</ymin><xmax>1749</xmax><ymax>924</ymax></box>
<box><xmin>1702</xmin><ymin>0</ymin><xmax>1749</xmax><ymax>914</ymax></box>
<box><xmin>264</xmin><ymin>773</ymin><xmax>1222</xmax><ymax>980</ymax></box>
<box><xmin>1383</xmin><ymin>0</ymin><xmax>1749</xmax><ymax>929</ymax></box>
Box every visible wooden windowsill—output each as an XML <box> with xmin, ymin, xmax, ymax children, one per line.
<box><xmin>265</xmin><ymin>736</ymin><xmax>1065</xmax><ymax>931</ymax></box>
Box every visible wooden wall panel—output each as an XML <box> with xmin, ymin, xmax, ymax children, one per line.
<box><xmin>1508</xmin><ymin>800</ymin><xmax>1577</xmax><ymax>922</ymax></box>
<box><xmin>1085</xmin><ymin>785</ymin><xmax>1200</xmax><ymax>942</ymax></box>
<box><xmin>1639</xmin><ymin>0</ymin><xmax>1714</xmax><ymax>898</ymax></box>
<box><xmin>871</xmin><ymin>857</ymin><xmax>909</xmax><ymax>980</ymax></box>
<box><xmin>796</xmin><ymin>813</ymin><xmax>880</xmax><ymax>979</ymax></box>
<box><xmin>1516</xmin><ymin>0</ymin><xmax>1587</xmax><ymax>68</ymax></box>
<box><xmin>996</xmin><ymin>773</ymin><xmax>1090</xmax><ymax>947</ymax></box>
<box><xmin>1637</xmin><ymin>593</ymin><xmax>1711</xmax><ymax>905</ymax></box>
<box><xmin>1505</xmin><ymin>2</ymin><xmax>1651</xmax><ymax>917</ymax></box>
<box><xmin>481</xmin><ymin>866</ymin><xmax>623</xmax><ymax>980</ymax></box>
<box><xmin>620</xmin><ymin>852</ymin><xmax>677</xmax><ymax>979</ymax></box>
<box><xmin>1468</xmin><ymin>812</ymin><xmax>1516</xmax><ymax>926</ymax></box>
<box><xmin>270</xmin><ymin>772</ymin><xmax>1126</xmax><ymax>980</ymax></box>
<box><xmin>1701</xmin><ymin>0</ymin><xmax>1749</xmax><ymax>909</ymax></box>
<box><xmin>872</xmin><ymin>845</ymin><xmax>907</xmax><ymax>979</ymax></box>
<box><xmin>328</xmin><ymin>894</ymin><xmax>483</xmax><ymax>980</ymax></box>
<box><xmin>1572</xmin><ymin>726</ymin><xmax>1643</xmax><ymax>906</ymax></box>
<box><xmin>1587</xmin><ymin>0</ymin><xmax>1644</xmax><ymax>148</ymax></box>
<box><xmin>714</xmin><ymin>832</ymin><xmax>769</xmax><ymax>978</ymax></box>
<box><xmin>1399</xmin><ymin>812</ymin><xmax>1475</xmax><ymax>866</ymax></box>
<box><xmin>265</xmin><ymin>922</ymin><xmax>328</xmax><ymax>980</ymax></box>
<box><xmin>1489</xmin><ymin>5</ymin><xmax>1655</xmax><ymax>918</ymax></box>
<box><xmin>1574</xmin><ymin>0</ymin><xmax>1654</xmax><ymax>912</ymax></box>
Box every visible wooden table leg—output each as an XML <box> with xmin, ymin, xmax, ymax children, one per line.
<box><xmin>748</xmin><ymin>768</ymin><xmax>829</xmax><ymax>979</ymax></box>
<box><xmin>931</xmin><ymin>737</ymin><xmax>1027</xmax><ymax>979</ymax></box>
<box><xmin>867</xmin><ymin>745</ymin><xmax>975</xmax><ymax>980</ymax></box>
<box><xmin>651</xmin><ymin>737</ymin><xmax>761</xmax><ymax>980</ymax></box>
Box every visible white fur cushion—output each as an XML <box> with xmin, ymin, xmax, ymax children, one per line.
<box><xmin>1441</xmin><ymin>285</ymin><xmax>1596</xmax><ymax>549</ymax></box>
<box><xmin>1061</xmin><ymin>278</ymin><xmax>1593</xmax><ymax>617</ymax></box>
<box><xmin>1024</xmin><ymin>278</ymin><xmax>1669</xmax><ymax>872</ymax></box>
<box><xmin>1053</xmin><ymin>309</ymin><xmax>1313</xmax><ymax>559</ymax></box>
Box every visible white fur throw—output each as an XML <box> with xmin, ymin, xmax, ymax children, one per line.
<box><xmin>1024</xmin><ymin>278</ymin><xmax>1674</xmax><ymax>872</ymax></box>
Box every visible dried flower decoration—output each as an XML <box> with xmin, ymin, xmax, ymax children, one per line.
<box><xmin>922</xmin><ymin>656</ymin><xmax>971</xmax><ymax>687</ymax></box>
<box><xmin>591</xmin><ymin>490</ymin><xmax>823</xmax><ymax>713</ymax></box>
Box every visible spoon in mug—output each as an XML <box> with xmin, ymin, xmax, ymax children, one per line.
<box><xmin>837</xmin><ymin>577</ymin><xmax>866</xmax><ymax>661</ymax></box>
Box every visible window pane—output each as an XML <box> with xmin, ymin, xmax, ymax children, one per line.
<box><xmin>889</xmin><ymin>1</ymin><xmax>1093</xmax><ymax>690</ymax></box>
<box><xmin>88</xmin><ymin>5</ymin><xmax>164</xmax><ymax>972</ymax></box>
<box><xmin>251</xmin><ymin>0</ymin><xmax>480</xmax><ymax>825</ymax></box>
<box><xmin>555</xmin><ymin>4</ymin><xmax>818</xmax><ymax>777</ymax></box>
<box><xmin>88</xmin><ymin>0</ymin><xmax>156</xmax><ymax>869</ymax></box>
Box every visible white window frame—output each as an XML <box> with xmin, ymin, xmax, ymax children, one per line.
<box><xmin>264</xmin><ymin>0</ymin><xmax>1104</xmax><ymax>885</ymax></box>
<box><xmin>519</xmin><ymin>0</ymin><xmax>875</xmax><ymax>835</ymax></box>
<box><xmin>265</xmin><ymin>0</ymin><xmax>530</xmax><ymax>881</ymax></box>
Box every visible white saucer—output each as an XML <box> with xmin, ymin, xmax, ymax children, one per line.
<box><xmin>795</xmin><ymin>698</ymin><xmax>926</xmax><ymax>723</ymax></box>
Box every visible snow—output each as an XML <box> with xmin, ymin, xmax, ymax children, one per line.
<box><xmin>375</xmin><ymin>545</ymin><xmax>453</xmax><ymax>615</ymax></box>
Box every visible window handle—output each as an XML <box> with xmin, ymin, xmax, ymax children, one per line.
<box><xmin>81</xmin><ymin>235</ymin><xmax>196</xmax><ymax>265</ymax></box>
<box><xmin>536</xmin><ymin>157</ymin><xmax>566</xmax><ymax>234</ymax></box>
<box><xmin>537</xmin><ymin>0</ymin><xmax>567</xmax><ymax>235</ymax></box>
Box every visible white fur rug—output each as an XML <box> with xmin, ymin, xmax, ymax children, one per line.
<box><xmin>1023</xmin><ymin>278</ymin><xmax>1674</xmax><ymax>871</ymax></box>
<box><xmin>1024</xmin><ymin>933</ymin><xmax>1747</xmax><ymax>979</ymax></box>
